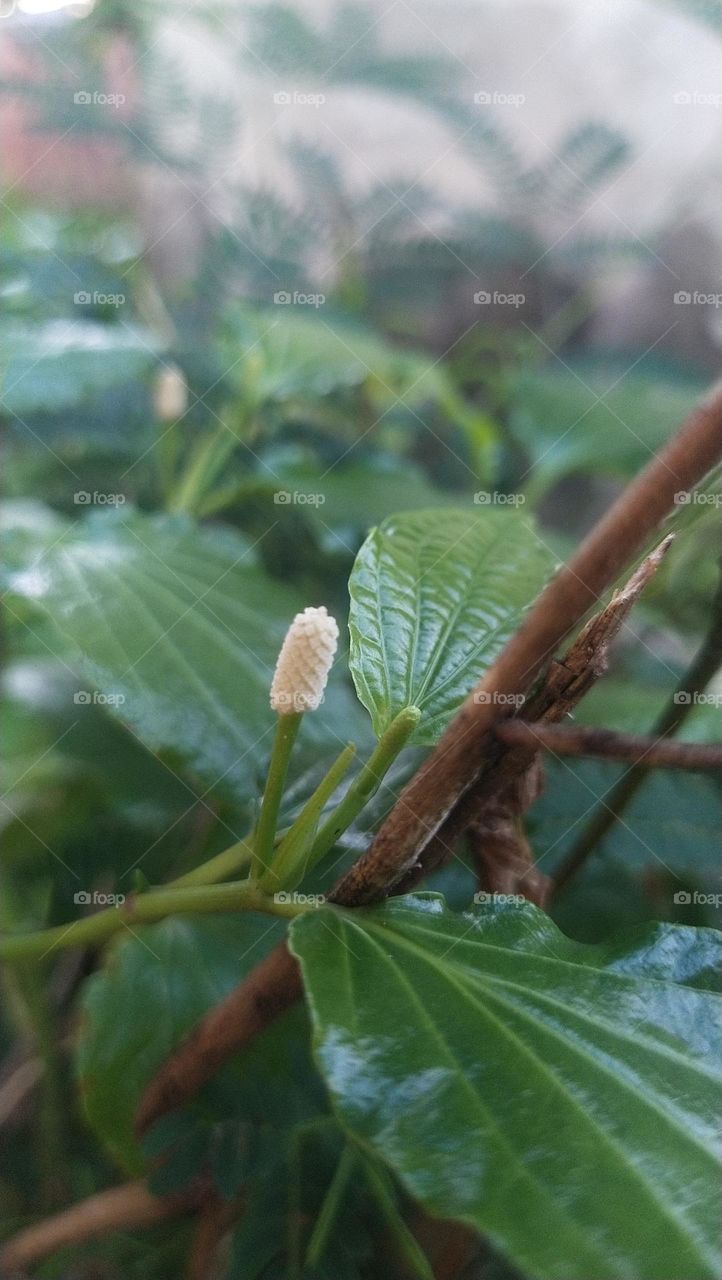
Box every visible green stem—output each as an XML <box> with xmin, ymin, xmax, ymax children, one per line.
<box><xmin>360</xmin><ymin>1153</ymin><xmax>434</xmax><ymax>1280</ymax></box>
<box><xmin>169</xmin><ymin>420</ymin><xmax>240</xmax><ymax>515</ymax></box>
<box><xmin>312</xmin><ymin>706</ymin><xmax>421</xmax><ymax>864</ymax></box>
<box><xmin>251</xmin><ymin>713</ymin><xmax>302</xmax><ymax>880</ymax></box>
<box><xmin>306</xmin><ymin>1145</ymin><xmax>358</xmax><ymax>1267</ymax></box>
<box><xmin>0</xmin><ymin>879</ymin><xmax>306</xmax><ymax>965</ymax></box>
<box><xmin>258</xmin><ymin>744</ymin><xmax>356</xmax><ymax>895</ymax></box>
<box><xmin>172</xmin><ymin>834</ymin><xmax>254</xmax><ymax>887</ymax></box>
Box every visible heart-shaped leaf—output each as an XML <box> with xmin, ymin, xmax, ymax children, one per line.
<box><xmin>348</xmin><ymin>508</ymin><xmax>555</xmax><ymax>742</ymax></box>
<box><xmin>290</xmin><ymin>894</ymin><xmax>721</xmax><ymax>1280</ymax></box>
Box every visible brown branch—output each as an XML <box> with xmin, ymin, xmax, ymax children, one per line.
<box><xmin>185</xmin><ymin>1192</ymin><xmax>244</xmax><ymax>1280</ymax></box>
<box><xmin>496</xmin><ymin>721</ymin><xmax>722</xmax><ymax>770</ymax></box>
<box><xmin>136</xmin><ymin>942</ymin><xmax>300</xmax><ymax>1136</ymax></box>
<box><xmin>392</xmin><ymin>534</ymin><xmax>675</xmax><ymax>895</ymax></box>
<box><xmin>0</xmin><ymin>1180</ymin><xmax>203</xmax><ymax>1275</ymax></box>
<box><xmin>0</xmin><ymin>1057</ymin><xmax>43</xmax><ymax>1129</ymax></box>
<box><xmin>331</xmin><ymin>384</ymin><xmax>722</xmax><ymax>905</ymax></box>
<box><xmin>554</xmin><ymin>560</ymin><xmax>722</xmax><ymax>892</ymax></box>
<box><xmin>135</xmin><ymin>385</ymin><xmax>722</xmax><ymax>1139</ymax></box>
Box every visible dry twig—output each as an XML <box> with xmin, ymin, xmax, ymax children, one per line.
<box><xmin>554</xmin><ymin>563</ymin><xmax>722</xmax><ymax>891</ymax></box>
<box><xmin>495</xmin><ymin>721</ymin><xmax>722</xmax><ymax>770</ymax></box>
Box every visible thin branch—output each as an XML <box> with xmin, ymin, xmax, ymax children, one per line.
<box><xmin>185</xmin><ymin>1192</ymin><xmax>244</xmax><ymax>1280</ymax></box>
<box><xmin>495</xmin><ymin>721</ymin><xmax>722</xmax><ymax>770</ymax></box>
<box><xmin>0</xmin><ymin>1180</ymin><xmax>203</xmax><ymax>1274</ymax></box>
<box><xmin>332</xmin><ymin>384</ymin><xmax>722</xmax><ymax>905</ymax></box>
<box><xmin>554</xmin><ymin>561</ymin><xmax>722</xmax><ymax>892</ymax></box>
<box><xmin>136</xmin><ymin>943</ymin><xmax>301</xmax><ymax>1136</ymax></box>
<box><xmin>0</xmin><ymin>1057</ymin><xmax>44</xmax><ymax>1128</ymax></box>
<box><xmin>392</xmin><ymin>535</ymin><xmax>675</xmax><ymax>895</ymax></box>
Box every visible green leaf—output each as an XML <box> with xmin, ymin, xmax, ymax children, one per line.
<box><xmin>290</xmin><ymin>894</ymin><xmax>722</xmax><ymax>1280</ymax></box>
<box><xmin>348</xmin><ymin>508</ymin><xmax>555</xmax><ymax>743</ymax></box>
<box><xmin>527</xmin><ymin>757</ymin><xmax>722</xmax><ymax>877</ymax></box>
<box><xmin>8</xmin><ymin>511</ymin><xmax>365</xmax><ymax>806</ymax></box>
<box><xmin>76</xmin><ymin>913</ymin><xmax>286</xmax><ymax>1170</ymax></box>
<box><xmin>509</xmin><ymin>357</ymin><xmax>705</xmax><ymax>498</ymax></box>
<box><xmin>0</xmin><ymin>320</ymin><xmax>158</xmax><ymax>416</ymax></box>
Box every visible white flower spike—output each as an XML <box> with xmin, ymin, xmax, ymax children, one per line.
<box><xmin>153</xmin><ymin>364</ymin><xmax>188</xmax><ymax>422</ymax></box>
<box><xmin>270</xmin><ymin>606</ymin><xmax>339</xmax><ymax>715</ymax></box>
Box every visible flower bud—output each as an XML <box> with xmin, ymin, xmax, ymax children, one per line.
<box><xmin>153</xmin><ymin>364</ymin><xmax>188</xmax><ymax>422</ymax></box>
<box><xmin>270</xmin><ymin>606</ymin><xmax>339</xmax><ymax>714</ymax></box>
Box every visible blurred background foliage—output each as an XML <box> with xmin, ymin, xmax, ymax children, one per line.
<box><xmin>0</xmin><ymin>0</ymin><xmax>720</xmax><ymax>1274</ymax></box>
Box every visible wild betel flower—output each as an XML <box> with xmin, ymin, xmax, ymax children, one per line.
<box><xmin>270</xmin><ymin>606</ymin><xmax>339</xmax><ymax>714</ymax></box>
<box><xmin>152</xmin><ymin>364</ymin><xmax>188</xmax><ymax>422</ymax></box>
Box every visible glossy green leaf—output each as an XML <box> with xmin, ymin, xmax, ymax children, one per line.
<box><xmin>8</xmin><ymin>511</ymin><xmax>365</xmax><ymax>806</ymax></box>
<box><xmin>348</xmin><ymin>508</ymin><xmax>555</xmax><ymax>743</ymax></box>
<box><xmin>290</xmin><ymin>894</ymin><xmax>722</xmax><ymax>1280</ymax></box>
